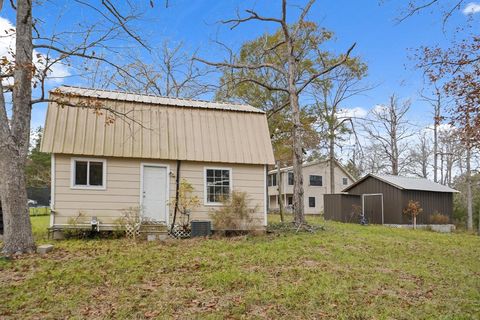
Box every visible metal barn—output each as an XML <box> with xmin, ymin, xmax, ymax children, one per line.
<box><xmin>324</xmin><ymin>174</ymin><xmax>458</xmax><ymax>224</ymax></box>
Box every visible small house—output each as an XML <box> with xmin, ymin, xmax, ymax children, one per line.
<box><xmin>267</xmin><ymin>160</ymin><xmax>356</xmax><ymax>214</ymax></box>
<box><xmin>40</xmin><ymin>86</ymin><xmax>275</xmax><ymax>231</ymax></box>
<box><xmin>324</xmin><ymin>173</ymin><xmax>458</xmax><ymax>224</ymax></box>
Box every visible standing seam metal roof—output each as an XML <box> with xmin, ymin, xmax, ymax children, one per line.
<box><xmin>342</xmin><ymin>173</ymin><xmax>459</xmax><ymax>193</ymax></box>
<box><xmin>52</xmin><ymin>86</ymin><xmax>264</xmax><ymax>113</ymax></box>
<box><xmin>40</xmin><ymin>86</ymin><xmax>275</xmax><ymax>165</ymax></box>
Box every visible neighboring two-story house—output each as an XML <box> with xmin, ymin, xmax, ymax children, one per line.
<box><xmin>267</xmin><ymin>160</ymin><xmax>356</xmax><ymax>214</ymax></box>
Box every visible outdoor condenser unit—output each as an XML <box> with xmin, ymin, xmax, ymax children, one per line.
<box><xmin>191</xmin><ymin>220</ymin><xmax>211</xmax><ymax>237</ymax></box>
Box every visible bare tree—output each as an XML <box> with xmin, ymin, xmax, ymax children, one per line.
<box><xmin>408</xmin><ymin>131</ymin><xmax>431</xmax><ymax>178</ymax></box>
<box><xmin>194</xmin><ymin>0</ymin><xmax>355</xmax><ymax>226</ymax></box>
<box><xmin>100</xmin><ymin>41</ymin><xmax>214</xmax><ymax>98</ymax></box>
<box><xmin>362</xmin><ymin>95</ymin><xmax>413</xmax><ymax>175</ymax></box>
<box><xmin>359</xmin><ymin>142</ymin><xmax>389</xmax><ymax>175</ymax></box>
<box><xmin>419</xmin><ymin>85</ymin><xmax>446</xmax><ymax>182</ymax></box>
<box><xmin>397</xmin><ymin>0</ymin><xmax>467</xmax><ymax>28</ymax></box>
<box><xmin>312</xmin><ymin>59</ymin><xmax>368</xmax><ymax>193</ymax></box>
<box><xmin>0</xmin><ymin>0</ymin><xmax>154</xmax><ymax>254</ymax></box>
<box><xmin>437</xmin><ymin>128</ymin><xmax>461</xmax><ymax>186</ymax></box>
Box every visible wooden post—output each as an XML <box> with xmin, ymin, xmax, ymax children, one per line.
<box><xmin>277</xmin><ymin>160</ymin><xmax>284</xmax><ymax>223</ymax></box>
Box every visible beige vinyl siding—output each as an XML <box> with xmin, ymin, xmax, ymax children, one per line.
<box><xmin>268</xmin><ymin>162</ymin><xmax>355</xmax><ymax>214</ymax></box>
<box><xmin>53</xmin><ymin>154</ymin><xmax>266</xmax><ymax>229</ymax></box>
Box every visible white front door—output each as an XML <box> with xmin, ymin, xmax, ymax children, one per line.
<box><xmin>142</xmin><ymin>165</ymin><xmax>168</xmax><ymax>223</ymax></box>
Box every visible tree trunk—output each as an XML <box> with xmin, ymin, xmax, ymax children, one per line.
<box><xmin>433</xmin><ymin>107</ymin><xmax>439</xmax><ymax>183</ymax></box>
<box><xmin>0</xmin><ymin>155</ymin><xmax>35</xmax><ymax>254</ymax></box>
<box><xmin>276</xmin><ymin>160</ymin><xmax>284</xmax><ymax>223</ymax></box>
<box><xmin>390</xmin><ymin>96</ymin><xmax>399</xmax><ymax>175</ymax></box>
<box><xmin>291</xmin><ymin>89</ymin><xmax>305</xmax><ymax>225</ymax></box>
<box><xmin>329</xmin><ymin>127</ymin><xmax>335</xmax><ymax>194</ymax></box>
<box><xmin>289</xmin><ymin>61</ymin><xmax>304</xmax><ymax>225</ymax></box>
<box><xmin>0</xmin><ymin>0</ymin><xmax>36</xmax><ymax>255</ymax></box>
<box><xmin>440</xmin><ymin>152</ymin><xmax>444</xmax><ymax>184</ymax></box>
<box><xmin>413</xmin><ymin>215</ymin><xmax>416</xmax><ymax>230</ymax></box>
<box><xmin>478</xmin><ymin>207</ymin><xmax>480</xmax><ymax>236</ymax></box>
<box><xmin>466</xmin><ymin>145</ymin><xmax>473</xmax><ymax>231</ymax></box>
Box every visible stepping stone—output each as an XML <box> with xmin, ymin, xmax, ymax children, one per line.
<box><xmin>37</xmin><ymin>244</ymin><xmax>54</xmax><ymax>254</ymax></box>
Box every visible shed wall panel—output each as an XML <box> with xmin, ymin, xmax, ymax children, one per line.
<box><xmin>345</xmin><ymin>176</ymin><xmax>404</xmax><ymax>224</ymax></box>
<box><xmin>324</xmin><ymin>194</ymin><xmax>361</xmax><ymax>222</ymax></box>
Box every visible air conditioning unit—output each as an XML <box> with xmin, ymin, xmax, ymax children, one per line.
<box><xmin>191</xmin><ymin>220</ymin><xmax>211</xmax><ymax>237</ymax></box>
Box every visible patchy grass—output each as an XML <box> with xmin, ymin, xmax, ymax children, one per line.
<box><xmin>30</xmin><ymin>215</ymin><xmax>50</xmax><ymax>241</ymax></box>
<box><xmin>29</xmin><ymin>207</ymin><xmax>50</xmax><ymax>216</ymax></box>
<box><xmin>0</xmin><ymin>214</ymin><xmax>479</xmax><ymax>319</ymax></box>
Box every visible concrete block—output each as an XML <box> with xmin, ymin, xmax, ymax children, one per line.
<box><xmin>147</xmin><ymin>234</ymin><xmax>157</xmax><ymax>241</ymax></box>
<box><xmin>53</xmin><ymin>230</ymin><xmax>65</xmax><ymax>240</ymax></box>
<box><xmin>37</xmin><ymin>244</ymin><xmax>54</xmax><ymax>254</ymax></box>
<box><xmin>158</xmin><ymin>234</ymin><xmax>168</xmax><ymax>241</ymax></box>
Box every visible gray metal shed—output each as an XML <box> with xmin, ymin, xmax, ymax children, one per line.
<box><xmin>325</xmin><ymin>174</ymin><xmax>458</xmax><ymax>224</ymax></box>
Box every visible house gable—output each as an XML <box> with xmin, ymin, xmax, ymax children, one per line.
<box><xmin>41</xmin><ymin>86</ymin><xmax>275</xmax><ymax>165</ymax></box>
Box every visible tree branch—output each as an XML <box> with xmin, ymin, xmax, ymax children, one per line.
<box><xmin>296</xmin><ymin>43</ymin><xmax>356</xmax><ymax>94</ymax></box>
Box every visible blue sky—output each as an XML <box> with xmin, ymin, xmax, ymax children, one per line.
<box><xmin>2</xmin><ymin>0</ymin><xmax>479</xmax><ymax>130</ymax></box>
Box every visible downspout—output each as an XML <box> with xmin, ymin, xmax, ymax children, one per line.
<box><xmin>170</xmin><ymin>160</ymin><xmax>181</xmax><ymax>231</ymax></box>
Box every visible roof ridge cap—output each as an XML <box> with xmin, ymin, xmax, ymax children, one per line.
<box><xmin>55</xmin><ymin>85</ymin><xmax>255</xmax><ymax>108</ymax></box>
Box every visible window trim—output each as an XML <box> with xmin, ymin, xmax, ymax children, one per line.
<box><xmin>70</xmin><ymin>157</ymin><xmax>107</xmax><ymax>190</ymax></box>
<box><xmin>204</xmin><ymin>167</ymin><xmax>233</xmax><ymax>206</ymax></box>
<box><xmin>343</xmin><ymin>177</ymin><xmax>348</xmax><ymax>186</ymax></box>
<box><xmin>309</xmin><ymin>175</ymin><xmax>323</xmax><ymax>187</ymax></box>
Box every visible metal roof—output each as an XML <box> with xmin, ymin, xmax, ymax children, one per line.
<box><xmin>342</xmin><ymin>173</ymin><xmax>459</xmax><ymax>193</ymax></box>
<box><xmin>51</xmin><ymin>86</ymin><xmax>265</xmax><ymax>114</ymax></box>
<box><xmin>40</xmin><ymin>87</ymin><xmax>275</xmax><ymax>165</ymax></box>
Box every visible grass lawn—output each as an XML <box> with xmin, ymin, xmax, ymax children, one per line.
<box><xmin>0</xmin><ymin>214</ymin><xmax>479</xmax><ymax>319</ymax></box>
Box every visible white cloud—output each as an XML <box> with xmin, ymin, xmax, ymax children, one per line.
<box><xmin>338</xmin><ymin>107</ymin><xmax>368</xmax><ymax>119</ymax></box>
<box><xmin>0</xmin><ymin>17</ymin><xmax>70</xmax><ymax>85</ymax></box>
<box><xmin>462</xmin><ymin>2</ymin><xmax>480</xmax><ymax>15</ymax></box>
<box><xmin>372</xmin><ymin>104</ymin><xmax>388</xmax><ymax>114</ymax></box>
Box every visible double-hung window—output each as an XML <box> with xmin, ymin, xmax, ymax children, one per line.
<box><xmin>343</xmin><ymin>177</ymin><xmax>348</xmax><ymax>185</ymax></box>
<box><xmin>72</xmin><ymin>159</ymin><xmax>106</xmax><ymax>189</ymax></box>
<box><xmin>205</xmin><ymin>168</ymin><xmax>232</xmax><ymax>204</ymax></box>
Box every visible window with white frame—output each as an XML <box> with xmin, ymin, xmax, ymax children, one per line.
<box><xmin>343</xmin><ymin>177</ymin><xmax>348</xmax><ymax>185</ymax></box>
<box><xmin>72</xmin><ymin>159</ymin><xmax>106</xmax><ymax>188</ymax></box>
<box><xmin>205</xmin><ymin>168</ymin><xmax>231</xmax><ymax>204</ymax></box>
